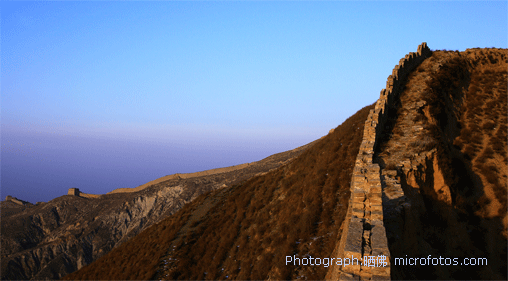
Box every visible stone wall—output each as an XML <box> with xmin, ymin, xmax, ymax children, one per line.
<box><xmin>5</xmin><ymin>195</ymin><xmax>28</xmax><ymax>206</ymax></box>
<box><xmin>326</xmin><ymin>43</ymin><xmax>431</xmax><ymax>280</ymax></box>
<box><xmin>68</xmin><ymin>188</ymin><xmax>80</xmax><ymax>196</ymax></box>
<box><xmin>108</xmin><ymin>163</ymin><xmax>251</xmax><ymax>194</ymax></box>
<box><xmin>67</xmin><ymin>188</ymin><xmax>100</xmax><ymax>199</ymax></box>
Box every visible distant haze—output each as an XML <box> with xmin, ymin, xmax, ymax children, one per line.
<box><xmin>2</xmin><ymin>1</ymin><xmax>506</xmax><ymax>203</ymax></box>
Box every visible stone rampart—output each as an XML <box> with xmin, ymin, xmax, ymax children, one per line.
<box><xmin>68</xmin><ymin>188</ymin><xmax>80</xmax><ymax>196</ymax></box>
<box><xmin>5</xmin><ymin>195</ymin><xmax>29</xmax><ymax>206</ymax></box>
<box><xmin>67</xmin><ymin>188</ymin><xmax>101</xmax><ymax>199</ymax></box>
<box><xmin>326</xmin><ymin>43</ymin><xmax>431</xmax><ymax>280</ymax></box>
<box><xmin>108</xmin><ymin>163</ymin><xmax>251</xmax><ymax>194</ymax></box>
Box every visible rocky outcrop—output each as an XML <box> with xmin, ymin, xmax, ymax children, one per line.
<box><xmin>2</xmin><ymin>184</ymin><xmax>225</xmax><ymax>280</ymax></box>
<box><xmin>326</xmin><ymin>43</ymin><xmax>432</xmax><ymax>280</ymax></box>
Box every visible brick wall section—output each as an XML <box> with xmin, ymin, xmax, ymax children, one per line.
<box><xmin>326</xmin><ymin>43</ymin><xmax>431</xmax><ymax>281</ymax></box>
<box><xmin>67</xmin><ymin>188</ymin><xmax>101</xmax><ymax>199</ymax></box>
<box><xmin>5</xmin><ymin>195</ymin><xmax>28</xmax><ymax>206</ymax></box>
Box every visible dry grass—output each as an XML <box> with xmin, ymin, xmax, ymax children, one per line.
<box><xmin>416</xmin><ymin>49</ymin><xmax>507</xmax><ymax>280</ymax></box>
<box><xmin>64</xmin><ymin>104</ymin><xmax>375</xmax><ymax>280</ymax></box>
<box><xmin>63</xmin><ymin>48</ymin><xmax>508</xmax><ymax>281</ymax></box>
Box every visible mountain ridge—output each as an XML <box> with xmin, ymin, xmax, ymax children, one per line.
<box><xmin>1</xmin><ymin>139</ymin><xmax>317</xmax><ymax>280</ymax></box>
<box><xmin>64</xmin><ymin>100</ymin><xmax>375</xmax><ymax>280</ymax></box>
<box><xmin>3</xmin><ymin>44</ymin><xmax>506</xmax><ymax>280</ymax></box>
<box><xmin>64</xmin><ymin>44</ymin><xmax>507</xmax><ymax>280</ymax></box>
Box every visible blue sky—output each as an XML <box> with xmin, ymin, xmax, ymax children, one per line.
<box><xmin>2</xmin><ymin>1</ymin><xmax>507</xmax><ymax>203</ymax></box>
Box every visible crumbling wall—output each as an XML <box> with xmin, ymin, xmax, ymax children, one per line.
<box><xmin>326</xmin><ymin>43</ymin><xmax>431</xmax><ymax>281</ymax></box>
<box><xmin>5</xmin><ymin>195</ymin><xmax>28</xmax><ymax>206</ymax></box>
<box><xmin>108</xmin><ymin>163</ymin><xmax>252</xmax><ymax>194</ymax></box>
<box><xmin>67</xmin><ymin>188</ymin><xmax>100</xmax><ymax>199</ymax></box>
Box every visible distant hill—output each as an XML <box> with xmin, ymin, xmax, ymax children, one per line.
<box><xmin>64</xmin><ymin>100</ymin><xmax>375</xmax><ymax>280</ymax></box>
<box><xmin>1</xmin><ymin>140</ymin><xmax>315</xmax><ymax>280</ymax></box>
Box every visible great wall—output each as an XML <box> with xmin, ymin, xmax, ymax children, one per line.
<box><xmin>65</xmin><ymin>145</ymin><xmax>310</xmax><ymax>197</ymax></box>
<box><xmin>67</xmin><ymin>187</ymin><xmax>100</xmax><ymax>199</ymax></box>
<box><xmin>4</xmin><ymin>195</ymin><xmax>30</xmax><ymax>206</ymax></box>
<box><xmin>63</xmin><ymin>43</ymin><xmax>433</xmax><ymax>281</ymax></box>
<box><xmin>63</xmin><ymin>164</ymin><xmax>253</xmax><ymax>198</ymax></box>
<box><xmin>326</xmin><ymin>42</ymin><xmax>432</xmax><ymax>280</ymax></box>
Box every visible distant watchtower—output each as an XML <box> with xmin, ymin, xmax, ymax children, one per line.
<box><xmin>68</xmin><ymin>188</ymin><xmax>80</xmax><ymax>196</ymax></box>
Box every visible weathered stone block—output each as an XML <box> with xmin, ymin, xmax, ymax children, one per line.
<box><xmin>360</xmin><ymin>263</ymin><xmax>372</xmax><ymax>275</ymax></box>
<box><xmin>386</xmin><ymin>81</ymin><xmax>393</xmax><ymax>88</ymax></box>
<box><xmin>353</xmin><ymin>173</ymin><xmax>367</xmax><ymax>180</ymax></box>
<box><xmin>370</xmin><ymin>197</ymin><xmax>383</xmax><ymax>206</ymax></box>
<box><xmin>353</xmin><ymin>192</ymin><xmax>366</xmax><ymax>201</ymax></box>
<box><xmin>392</xmin><ymin>68</ymin><xmax>399</xmax><ymax>79</ymax></box>
<box><xmin>353</xmin><ymin>165</ymin><xmax>364</xmax><ymax>173</ymax></box>
<box><xmin>370</xmin><ymin>256</ymin><xmax>390</xmax><ymax>277</ymax></box>
<box><xmin>369</xmin><ymin>190</ymin><xmax>383</xmax><ymax>198</ymax></box>
<box><xmin>352</xmin><ymin>202</ymin><xmax>364</xmax><ymax>210</ymax></box>
<box><xmin>343</xmin><ymin>219</ymin><xmax>364</xmax><ymax>274</ymax></box>
<box><xmin>371</xmin><ymin>248</ymin><xmax>390</xmax><ymax>265</ymax></box>
<box><xmin>371</xmin><ymin>210</ymin><xmax>383</xmax><ymax>221</ymax></box>
<box><xmin>371</xmin><ymin>205</ymin><xmax>383</xmax><ymax>213</ymax></box>
<box><xmin>339</xmin><ymin>272</ymin><xmax>360</xmax><ymax>281</ymax></box>
<box><xmin>369</xmin><ymin>194</ymin><xmax>380</xmax><ymax>203</ymax></box>
<box><xmin>352</xmin><ymin>182</ymin><xmax>368</xmax><ymax>192</ymax></box>
<box><xmin>384</xmin><ymin>189</ymin><xmax>405</xmax><ymax>201</ymax></box>
<box><xmin>352</xmin><ymin>208</ymin><xmax>365</xmax><ymax>218</ymax></box>
<box><xmin>367</xmin><ymin>178</ymin><xmax>381</xmax><ymax>185</ymax></box>
<box><xmin>372</xmin><ymin>274</ymin><xmax>391</xmax><ymax>280</ymax></box>
<box><xmin>367</xmin><ymin>163</ymin><xmax>380</xmax><ymax>172</ymax></box>
<box><xmin>371</xmin><ymin>225</ymin><xmax>389</xmax><ymax>250</ymax></box>
<box><xmin>383</xmin><ymin>170</ymin><xmax>398</xmax><ymax>177</ymax></box>
<box><xmin>370</xmin><ymin>185</ymin><xmax>382</xmax><ymax>194</ymax></box>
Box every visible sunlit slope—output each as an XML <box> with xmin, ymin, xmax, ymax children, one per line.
<box><xmin>64</xmin><ymin>104</ymin><xmax>375</xmax><ymax>280</ymax></box>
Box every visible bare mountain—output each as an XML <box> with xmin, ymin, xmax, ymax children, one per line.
<box><xmin>4</xmin><ymin>44</ymin><xmax>506</xmax><ymax>280</ymax></box>
<box><xmin>1</xmin><ymin>141</ymin><xmax>315</xmax><ymax>280</ymax></box>
<box><xmin>64</xmin><ymin>44</ymin><xmax>506</xmax><ymax>280</ymax></box>
<box><xmin>63</xmin><ymin>101</ymin><xmax>374</xmax><ymax>280</ymax></box>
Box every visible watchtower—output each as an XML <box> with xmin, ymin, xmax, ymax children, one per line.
<box><xmin>68</xmin><ymin>188</ymin><xmax>80</xmax><ymax>196</ymax></box>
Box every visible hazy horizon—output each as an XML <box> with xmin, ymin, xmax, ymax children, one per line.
<box><xmin>2</xmin><ymin>1</ymin><xmax>507</xmax><ymax>204</ymax></box>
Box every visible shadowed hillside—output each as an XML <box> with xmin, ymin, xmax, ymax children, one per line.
<box><xmin>63</xmin><ymin>104</ymin><xmax>375</xmax><ymax>280</ymax></box>
<box><xmin>376</xmin><ymin>47</ymin><xmax>507</xmax><ymax>280</ymax></box>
